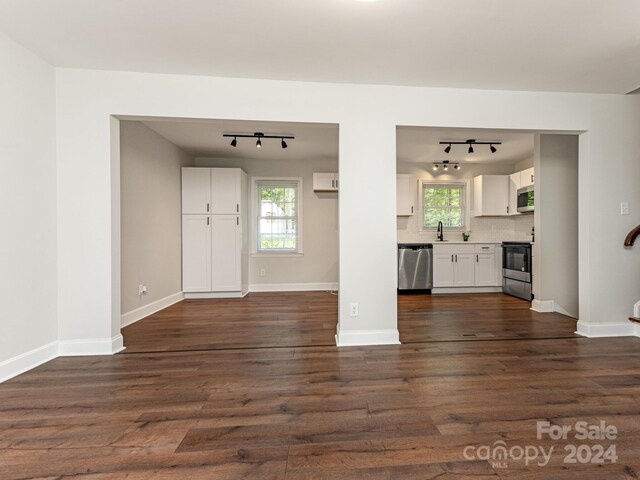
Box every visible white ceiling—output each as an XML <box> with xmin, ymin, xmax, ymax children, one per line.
<box><xmin>1</xmin><ymin>0</ymin><xmax>639</xmax><ymax>94</ymax></box>
<box><xmin>397</xmin><ymin>127</ymin><xmax>534</xmax><ymax>165</ymax></box>
<box><xmin>135</xmin><ymin>118</ymin><xmax>339</xmax><ymax>161</ymax></box>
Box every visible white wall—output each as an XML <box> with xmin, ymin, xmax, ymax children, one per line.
<box><xmin>397</xmin><ymin>161</ymin><xmax>534</xmax><ymax>243</ymax></box>
<box><xmin>534</xmin><ymin>134</ymin><xmax>579</xmax><ymax>317</ymax></box>
<box><xmin>52</xmin><ymin>68</ymin><xmax>640</xmax><ymax>349</ymax></box>
<box><xmin>196</xmin><ymin>156</ymin><xmax>339</xmax><ymax>288</ymax></box>
<box><xmin>0</xmin><ymin>32</ymin><xmax>57</xmax><ymax>377</ymax></box>
<box><xmin>120</xmin><ymin>121</ymin><xmax>194</xmax><ymax>322</ymax></box>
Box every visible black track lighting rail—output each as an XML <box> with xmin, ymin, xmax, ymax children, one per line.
<box><xmin>223</xmin><ymin>132</ymin><xmax>295</xmax><ymax>140</ymax></box>
<box><xmin>439</xmin><ymin>139</ymin><xmax>502</xmax><ymax>154</ymax></box>
<box><xmin>224</xmin><ymin>132</ymin><xmax>294</xmax><ymax>149</ymax></box>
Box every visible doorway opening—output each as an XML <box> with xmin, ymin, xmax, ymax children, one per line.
<box><xmin>117</xmin><ymin>117</ymin><xmax>339</xmax><ymax>352</ymax></box>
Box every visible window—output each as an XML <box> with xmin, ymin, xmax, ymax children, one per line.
<box><xmin>422</xmin><ymin>182</ymin><xmax>466</xmax><ymax>228</ymax></box>
<box><xmin>255</xmin><ymin>179</ymin><xmax>302</xmax><ymax>253</ymax></box>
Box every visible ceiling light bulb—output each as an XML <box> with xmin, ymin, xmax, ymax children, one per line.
<box><xmin>443</xmin><ymin>164</ymin><xmax>448</xmax><ymax>171</ymax></box>
<box><xmin>230</xmin><ymin>137</ymin><xmax>237</xmax><ymax>147</ymax></box>
<box><xmin>490</xmin><ymin>144</ymin><xmax>497</xmax><ymax>153</ymax></box>
<box><xmin>256</xmin><ymin>138</ymin><xmax>262</xmax><ymax>148</ymax></box>
<box><xmin>468</xmin><ymin>145</ymin><xmax>474</xmax><ymax>154</ymax></box>
<box><xmin>433</xmin><ymin>164</ymin><xmax>438</xmax><ymax>171</ymax></box>
<box><xmin>281</xmin><ymin>139</ymin><xmax>288</xmax><ymax>149</ymax></box>
<box><xmin>444</xmin><ymin>144</ymin><xmax>451</xmax><ymax>154</ymax></box>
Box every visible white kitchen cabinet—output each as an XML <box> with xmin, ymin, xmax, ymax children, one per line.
<box><xmin>211</xmin><ymin>168</ymin><xmax>241</xmax><ymax>214</ymax></box>
<box><xmin>182</xmin><ymin>167</ymin><xmax>243</xmax><ymax>215</ymax></box>
<box><xmin>433</xmin><ymin>243</ymin><xmax>501</xmax><ymax>289</ymax></box>
<box><xmin>473</xmin><ymin>175</ymin><xmax>510</xmax><ymax>216</ymax></box>
<box><xmin>181</xmin><ymin>168</ymin><xmax>211</xmax><ymax>214</ymax></box>
<box><xmin>475</xmin><ymin>253</ymin><xmax>496</xmax><ymax>286</ymax></box>
<box><xmin>508</xmin><ymin>172</ymin><xmax>521</xmax><ymax>216</ymax></box>
<box><xmin>454</xmin><ymin>253</ymin><xmax>475</xmax><ymax>286</ymax></box>
<box><xmin>520</xmin><ymin>167</ymin><xmax>534</xmax><ymax>188</ymax></box>
<box><xmin>211</xmin><ymin>215</ymin><xmax>241</xmax><ymax>291</ymax></box>
<box><xmin>433</xmin><ymin>253</ymin><xmax>455</xmax><ymax>287</ymax></box>
<box><xmin>396</xmin><ymin>174</ymin><xmax>414</xmax><ymax>216</ymax></box>
<box><xmin>182</xmin><ymin>167</ymin><xmax>248</xmax><ymax>296</ymax></box>
<box><xmin>313</xmin><ymin>172</ymin><xmax>338</xmax><ymax>192</ymax></box>
<box><xmin>181</xmin><ymin>215</ymin><xmax>212</xmax><ymax>292</ymax></box>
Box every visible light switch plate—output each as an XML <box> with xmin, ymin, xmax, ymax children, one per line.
<box><xmin>621</xmin><ymin>201</ymin><xmax>630</xmax><ymax>215</ymax></box>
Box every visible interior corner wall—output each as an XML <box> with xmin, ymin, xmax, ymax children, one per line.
<box><xmin>0</xmin><ymin>32</ymin><xmax>57</xmax><ymax>373</ymax></box>
<box><xmin>535</xmin><ymin>134</ymin><xmax>579</xmax><ymax>317</ymax></box>
<box><xmin>195</xmin><ymin>156</ymin><xmax>339</xmax><ymax>288</ymax></box>
<box><xmin>120</xmin><ymin>121</ymin><xmax>194</xmax><ymax>321</ymax></box>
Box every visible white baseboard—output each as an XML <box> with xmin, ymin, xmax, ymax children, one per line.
<box><xmin>249</xmin><ymin>282</ymin><xmax>338</xmax><ymax>292</ymax></box>
<box><xmin>121</xmin><ymin>291</ymin><xmax>184</xmax><ymax>327</ymax></box>
<box><xmin>531</xmin><ymin>299</ymin><xmax>554</xmax><ymax>312</ymax></box>
<box><xmin>432</xmin><ymin>287</ymin><xmax>502</xmax><ymax>294</ymax></box>
<box><xmin>575</xmin><ymin>320</ymin><xmax>636</xmax><ymax>338</ymax></box>
<box><xmin>184</xmin><ymin>291</ymin><xmax>247</xmax><ymax>299</ymax></box>
<box><xmin>336</xmin><ymin>329</ymin><xmax>400</xmax><ymax>347</ymax></box>
<box><xmin>0</xmin><ymin>341</ymin><xmax>59</xmax><ymax>383</ymax></box>
<box><xmin>58</xmin><ymin>334</ymin><xmax>125</xmax><ymax>356</ymax></box>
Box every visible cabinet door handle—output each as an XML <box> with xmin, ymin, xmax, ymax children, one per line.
<box><xmin>507</xmin><ymin>206</ymin><xmax>509</xmax><ymax>214</ymax></box>
<box><xmin>336</xmin><ymin>179</ymin><xmax>338</xmax><ymax>188</ymax></box>
<box><xmin>411</xmin><ymin>206</ymin><xmax>413</xmax><ymax>214</ymax></box>
<box><xmin>207</xmin><ymin>203</ymin><xmax>210</xmax><ymax>212</ymax></box>
<box><xmin>331</xmin><ymin>179</ymin><xmax>335</xmax><ymax>188</ymax></box>
<box><xmin>531</xmin><ymin>174</ymin><xmax>534</xmax><ymax>183</ymax></box>
<box><xmin>237</xmin><ymin>203</ymin><xmax>239</xmax><ymax>213</ymax></box>
<box><xmin>237</xmin><ymin>217</ymin><xmax>239</xmax><ymax>226</ymax></box>
<box><xmin>451</xmin><ymin>255</ymin><xmax>454</xmax><ymax>263</ymax></box>
<box><xmin>207</xmin><ymin>217</ymin><xmax>210</xmax><ymax>226</ymax></box>
<box><xmin>476</xmin><ymin>254</ymin><xmax>479</xmax><ymax>262</ymax></box>
<box><xmin>455</xmin><ymin>254</ymin><xmax>458</xmax><ymax>262</ymax></box>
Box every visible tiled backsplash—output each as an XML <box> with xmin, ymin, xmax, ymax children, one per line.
<box><xmin>397</xmin><ymin>214</ymin><xmax>534</xmax><ymax>243</ymax></box>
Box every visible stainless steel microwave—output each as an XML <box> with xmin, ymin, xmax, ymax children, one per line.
<box><xmin>517</xmin><ymin>185</ymin><xmax>534</xmax><ymax>213</ymax></box>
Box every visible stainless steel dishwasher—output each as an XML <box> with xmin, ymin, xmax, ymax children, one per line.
<box><xmin>397</xmin><ymin>243</ymin><xmax>433</xmax><ymax>292</ymax></box>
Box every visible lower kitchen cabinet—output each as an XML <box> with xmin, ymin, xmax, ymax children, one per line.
<box><xmin>433</xmin><ymin>243</ymin><xmax>501</xmax><ymax>290</ymax></box>
<box><xmin>182</xmin><ymin>214</ymin><xmax>241</xmax><ymax>293</ymax></box>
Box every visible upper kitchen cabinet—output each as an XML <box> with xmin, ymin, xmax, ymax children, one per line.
<box><xmin>520</xmin><ymin>167</ymin><xmax>534</xmax><ymax>188</ymax></box>
<box><xmin>508</xmin><ymin>172</ymin><xmax>521</xmax><ymax>216</ymax></box>
<box><xmin>182</xmin><ymin>167</ymin><xmax>243</xmax><ymax>215</ymax></box>
<box><xmin>473</xmin><ymin>175</ymin><xmax>509</xmax><ymax>216</ymax></box>
<box><xmin>396</xmin><ymin>174</ymin><xmax>414</xmax><ymax>216</ymax></box>
<box><xmin>211</xmin><ymin>168</ymin><xmax>241</xmax><ymax>215</ymax></box>
<box><xmin>181</xmin><ymin>167</ymin><xmax>211</xmax><ymax>214</ymax></box>
<box><xmin>313</xmin><ymin>172</ymin><xmax>338</xmax><ymax>192</ymax></box>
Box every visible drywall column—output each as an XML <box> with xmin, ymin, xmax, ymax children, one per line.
<box><xmin>336</xmin><ymin>120</ymin><xmax>399</xmax><ymax>346</ymax></box>
<box><xmin>532</xmin><ymin>134</ymin><xmax>579</xmax><ymax>318</ymax></box>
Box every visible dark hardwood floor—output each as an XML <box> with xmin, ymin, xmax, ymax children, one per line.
<box><xmin>2</xmin><ymin>292</ymin><xmax>638</xmax><ymax>479</ymax></box>
<box><xmin>122</xmin><ymin>292</ymin><xmax>578</xmax><ymax>353</ymax></box>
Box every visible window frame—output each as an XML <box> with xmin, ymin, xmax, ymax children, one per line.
<box><xmin>251</xmin><ymin>177</ymin><xmax>304</xmax><ymax>256</ymax></box>
<box><xmin>419</xmin><ymin>179</ymin><xmax>470</xmax><ymax>231</ymax></box>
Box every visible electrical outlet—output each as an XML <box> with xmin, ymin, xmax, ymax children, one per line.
<box><xmin>260</xmin><ymin>268</ymin><xmax>266</xmax><ymax>277</ymax></box>
<box><xmin>138</xmin><ymin>284</ymin><xmax>148</xmax><ymax>296</ymax></box>
<box><xmin>349</xmin><ymin>302</ymin><xmax>359</xmax><ymax>317</ymax></box>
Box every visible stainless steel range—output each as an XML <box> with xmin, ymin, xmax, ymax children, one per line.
<box><xmin>502</xmin><ymin>241</ymin><xmax>532</xmax><ymax>301</ymax></box>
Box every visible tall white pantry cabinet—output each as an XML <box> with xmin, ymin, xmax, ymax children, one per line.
<box><xmin>181</xmin><ymin>167</ymin><xmax>248</xmax><ymax>298</ymax></box>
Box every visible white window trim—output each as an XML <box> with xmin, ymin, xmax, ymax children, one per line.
<box><xmin>419</xmin><ymin>179</ymin><xmax>471</xmax><ymax>231</ymax></box>
<box><xmin>250</xmin><ymin>176</ymin><xmax>304</xmax><ymax>256</ymax></box>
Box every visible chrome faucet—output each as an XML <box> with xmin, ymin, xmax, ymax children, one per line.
<box><xmin>436</xmin><ymin>221</ymin><xmax>444</xmax><ymax>241</ymax></box>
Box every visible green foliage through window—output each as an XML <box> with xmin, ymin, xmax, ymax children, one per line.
<box><xmin>257</xmin><ymin>182</ymin><xmax>298</xmax><ymax>251</ymax></box>
<box><xmin>423</xmin><ymin>184</ymin><xmax>464</xmax><ymax>228</ymax></box>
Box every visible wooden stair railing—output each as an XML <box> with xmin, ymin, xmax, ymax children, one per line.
<box><xmin>624</xmin><ymin>225</ymin><xmax>640</xmax><ymax>247</ymax></box>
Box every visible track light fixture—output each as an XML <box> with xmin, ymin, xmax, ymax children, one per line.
<box><xmin>432</xmin><ymin>160</ymin><xmax>460</xmax><ymax>171</ymax></box>
<box><xmin>440</xmin><ymin>139</ymin><xmax>501</xmax><ymax>154</ymax></box>
<box><xmin>223</xmin><ymin>132</ymin><xmax>294</xmax><ymax>149</ymax></box>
